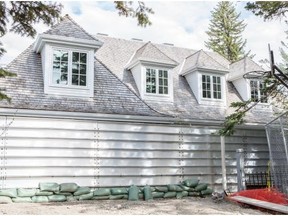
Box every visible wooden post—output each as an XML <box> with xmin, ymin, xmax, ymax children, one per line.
<box><xmin>221</xmin><ymin>136</ymin><xmax>227</xmax><ymax>191</ymax></box>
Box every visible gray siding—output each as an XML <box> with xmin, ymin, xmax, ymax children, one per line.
<box><xmin>0</xmin><ymin>113</ymin><xmax>269</xmax><ymax>191</ymax></box>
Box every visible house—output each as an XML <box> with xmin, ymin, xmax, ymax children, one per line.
<box><xmin>0</xmin><ymin>15</ymin><xmax>272</xmax><ymax>191</ymax></box>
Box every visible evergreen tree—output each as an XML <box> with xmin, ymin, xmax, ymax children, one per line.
<box><xmin>0</xmin><ymin>2</ymin><xmax>63</xmax><ymax>102</ymax></box>
<box><xmin>205</xmin><ymin>1</ymin><xmax>248</xmax><ymax>62</ymax></box>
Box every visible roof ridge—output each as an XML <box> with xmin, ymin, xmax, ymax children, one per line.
<box><xmin>202</xmin><ymin>50</ymin><xmax>229</xmax><ymax>70</ymax></box>
<box><xmin>63</xmin><ymin>14</ymin><xmax>98</xmax><ymax>41</ymax></box>
<box><xmin>150</xmin><ymin>43</ymin><xmax>178</xmax><ymax>64</ymax></box>
<box><xmin>95</xmin><ymin>57</ymin><xmax>172</xmax><ymax>118</ymax></box>
<box><xmin>185</xmin><ymin>49</ymin><xmax>201</xmax><ymax>60</ymax></box>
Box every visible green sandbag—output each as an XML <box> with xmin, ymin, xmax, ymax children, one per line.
<box><xmin>163</xmin><ymin>192</ymin><xmax>176</xmax><ymax>198</ymax></box>
<box><xmin>0</xmin><ymin>188</ymin><xmax>17</xmax><ymax>198</ymax></box>
<box><xmin>48</xmin><ymin>195</ymin><xmax>67</xmax><ymax>202</ymax></box>
<box><xmin>17</xmin><ymin>188</ymin><xmax>37</xmax><ymax>197</ymax></box>
<box><xmin>155</xmin><ymin>186</ymin><xmax>168</xmax><ymax>192</ymax></box>
<box><xmin>32</xmin><ymin>196</ymin><xmax>49</xmax><ymax>203</ymax></box>
<box><xmin>66</xmin><ymin>196</ymin><xmax>78</xmax><ymax>202</ymax></box>
<box><xmin>195</xmin><ymin>183</ymin><xmax>208</xmax><ymax>192</ymax></box>
<box><xmin>74</xmin><ymin>187</ymin><xmax>91</xmax><ymax>196</ymax></box>
<box><xmin>143</xmin><ymin>186</ymin><xmax>153</xmax><ymax>201</ymax></box>
<box><xmin>128</xmin><ymin>185</ymin><xmax>139</xmax><ymax>201</ymax></box>
<box><xmin>176</xmin><ymin>191</ymin><xmax>189</xmax><ymax>199</ymax></box>
<box><xmin>35</xmin><ymin>189</ymin><xmax>53</xmax><ymax>196</ymax></box>
<box><xmin>39</xmin><ymin>182</ymin><xmax>59</xmax><ymax>192</ymax></box>
<box><xmin>79</xmin><ymin>192</ymin><xmax>93</xmax><ymax>200</ymax></box>
<box><xmin>111</xmin><ymin>188</ymin><xmax>128</xmax><ymax>195</ymax></box>
<box><xmin>183</xmin><ymin>179</ymin><xmax>199</xmax><ymax>188</ymax></box>
<box><xmin>0</xmin><ymin>196</ymin><xmax>12</xmax><ymax>203</ymax></box>
<box><xmin>167</xmin><ymin>184</ymin><xmax>183</xmax><ymax>192</ymax></box>
<box><xmin>60</xmin><ymin>183</ymin><xmax>78</xmax><ymax>193</ymax></box>
<box><xmin>179</xmin><ymin>185</ymin><xmax>190</xmax><ymax>191</ymax></box>
<box><xmin>152</xmin><ymin>192</ymin><xmax>164</xmax><ymax>198</ymax></box>
<box><xmin>92</xmin><ymin>195</ymin><xmax>110</xmax><ymax>200</ymax></box>
<box><xmin>12</xmin><ymin>197</ymin><xmax>32</xmax><ymax>203</ymax></box>
<box><xmin>200</xmin><ymin>188</ymin><xmax>213</xmax><ymax>196</ymax></box>
<box><xmin>188</xmin><ymin>192</ymin><xmax>201</xmax><ymax>197</ymax></box>
<box><xmin>109</xmin><ymin>195</ymin><xmax>125</xmax><ymax>200</ymax></box>
<box><xmin>123</xmin><ymin>194</ymin><xmax>128</xmax><ymax>199</ymax></box>
<box><xmin>94</xmin><ymin>188</ymin><xmax>111</xmax><ymax>196</ymax></box>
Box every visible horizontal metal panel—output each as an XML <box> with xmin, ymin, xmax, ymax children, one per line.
<box><xmin>0</xmin><ymin>115</ymin><xmax>269</xmax><ymax>192</ymax></box>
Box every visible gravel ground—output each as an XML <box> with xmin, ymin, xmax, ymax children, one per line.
<box><xmin>0</xmin><ymin>197</ymin><xmax>272</xmax><ymax>215</ymax></box>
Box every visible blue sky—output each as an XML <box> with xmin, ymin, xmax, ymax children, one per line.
<box><xmin>0</xmin><ymin>1</ymin><xmax>286</xmax><ymax>66</ymax></box>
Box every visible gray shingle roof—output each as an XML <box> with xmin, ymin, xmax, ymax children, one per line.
<box><xmin>228</xmin><ymin>57</ymin><xmax>265</xmax><ymax>81</ymax></box>
<box><xmin>127</xmin><ymin>42</ymin><xmax>178</xmax><ymax>68</ymax></box>
<box><xmin>0</xmin><ymin>44</ymin><xmax>163</xmax><ymax>117</ymax></box>
<box><xmin>181</xmin><ymin>50</ymin><xmax>229</xmax><ymax>74</ymax></box>
<box><xmin>0</xmin><ymin>16</ymin><xmax>276</xmax><ymax>124</ymax></box>
<box><xmin>95</xmin><ymin>35</ymin><xmax>275</xmax><ymax>123</ymax></box>
<box><xmin>45</xmin><ymin>14</ymin><xmax>100</xmax><ymax>42</ymax></box>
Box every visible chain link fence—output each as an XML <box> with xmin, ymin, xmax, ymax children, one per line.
<box><xmin>265</xmin><ymin>111</ymin><xmax>288</xmax><ymax>195</ymax></box>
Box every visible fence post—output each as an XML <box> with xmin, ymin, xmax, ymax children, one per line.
<box><xmin>236</xmin><ymin>148</ymin><xmax>246</xmax><ymax>191</ymax></box>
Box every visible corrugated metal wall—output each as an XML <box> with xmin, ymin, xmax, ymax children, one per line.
<box><xmin>0</xmin><ymin>114</ymin><xmax>269</xmax><ymax>192</ymax></box>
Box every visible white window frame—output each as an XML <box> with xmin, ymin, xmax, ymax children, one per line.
<box><xmin>249</xmin><ymin>79</ymin><xmax>268</xmax><ymax>104</ymax></box>
<box><xmin>51</xmin><ymin>48</ymin><xmax>89</xmax><ymax>88</ymax></box>
<box><xmin>42</xmin><ymin>44</ymin><xmax>95</xmax><ymax>98</ymax></box>
<box><xmin>145</xmin><ymin>67</ymin><xmax>169</xmax><ymax>95</ymax></box>
<box><xmin>201</xmin><ymin>74</ymin><xmax>223</xmax><ymax>100</ymax></box>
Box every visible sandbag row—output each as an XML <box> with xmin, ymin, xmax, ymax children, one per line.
<box><xmin>0</xmin><ymin>179</ymin><xmax>213</xmax><ymax>203</ymax></box>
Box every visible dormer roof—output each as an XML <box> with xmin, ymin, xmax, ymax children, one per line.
<box><xmin>181</xmin><ymin>49</ymin><xmax>229</xmax><ymax>76</ymax></box>
<box><xmin>228</xmin><ymin>56</ymin><xmax>265</xmax><ymax>81</ymax></box>
<box><xmin>33</xmin><ymin>14</ymin><xmax>103</xmax><ymax>53</ymax></box>
<box><xmin>126</xmin><ymin>41</ymin><xmax>178</xmax><ymax>69</ymax></box>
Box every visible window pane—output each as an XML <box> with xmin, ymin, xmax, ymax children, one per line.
<box><xmin>80</xmin><ymin>53</ymin><xmax>87</xmax><ymax>63</ymax></box>
<box><xmin>61</xmin><ymin>52</ymin><xmax>68</xmax><ymax>62</ymax></box>
<box><xmin>250</xmin><ymin>80</ymin><xmax>258</xmax><ymax>102</ymax></box>
<box><xmin>80</xmin><ymin>75</ymin><xmax>86</xmax><ymax>86</ymax></box>
<box><xmin>52</xmin><ymin>50</ymin><xmax>68</xmax><ymax>86</ymax></box>
<box><xmin>163</xmin><ymin>71</ymin><xmax>168</xmax><ymax>78</ymax></box>
<box><xmin>80</xmin><ymin>64</ymin><xmax>86</xmax><ymax>75</ymax></box>
<box><xmin>202</xmin><ymin>75</ymin><xmax>211</xmax><ymax>98</ymax></box>
<box><xmin>72</xmin><ymin>75</ymin><xmax>79</xmax><ymax>85</ymax></box>
<box><xmin>260</xmin><ymin>81</ymin><xmax>268</xmax><ymax>103</ymax></box>
<box><xmin>146</xmin><ymin>68</ymin><xmax>156</xmax><ymax>94</ymax></box>
<box><xmin>52</xmin><ymin>72</ymin><xmax>60</xmax><ymax>84</ymax></box>
<box><xmin>212</xmin><ymin>76</ymin><xmax>221</xmax><ymax>99</ymax></box>
<box><xmin>164</xmin><ymin>87</ymin><xmax>168</xmax><ymax>94</ymax></box>
<box><xmin>72</xmin><ymin>52</ymin><xmax>80</xmax><ymax>63</ymax></box>
<box><xmin>159</xmin><ymin>87</ymin><xmax>163</xmax><ymax>94</ymax></box>
<box><xmin>159</xmin><ymin>70</ymin><xmax>163</xmax><ymax>78</ymax></box>
<box><xmin>53</xmin><ymin>50</ymin><xmax>62</xmax><ymax>62</ymax></box>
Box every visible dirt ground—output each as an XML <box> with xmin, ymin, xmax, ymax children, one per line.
<box><xmin>0</xmin><ymin>197</ymin><xmax>272</xmax><ymax>215</ymax></box>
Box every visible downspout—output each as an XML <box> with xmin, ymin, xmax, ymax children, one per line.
<box><xmin>221</xmin><ymin>136</ymin><xmax>227</xmax><ymax>191</ymax></box>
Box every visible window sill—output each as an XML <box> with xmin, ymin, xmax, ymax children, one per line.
<box><xmin>45</xmin><ymin>85</ymin><xmax>93</xmax><ymax>98</ymax></box>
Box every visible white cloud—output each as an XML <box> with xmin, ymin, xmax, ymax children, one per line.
<box><xmin>0</xmin><ymin>1</ymin><xmax>287</xmax><ymax>67</ymax></box>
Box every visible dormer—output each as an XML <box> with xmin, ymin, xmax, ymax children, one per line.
<box><xmin>228</xmin><ymin>57</ymin><xmax>269</xmax><ymax>107</ymax></box>
<box><xmin>126</xmin><ymin>42</ymin><xmax>178</xmax><ymax>102</ymax></box>
<box><xmin>180</xmin><ymin>50</ymin><xmax>229</xmax><ymax>106</ymax></box>
<box><xmin>33</xmin><ymin>15</ymin><xmax>103</xmax><ymax>98</ymax></box>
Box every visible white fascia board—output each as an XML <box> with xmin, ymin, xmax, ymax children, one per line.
<box><xmin>126</xmin><ymin>59</ymin><xmax>177</xmax><ymax>70</ymax></box>
<box><xmin>33</xmin><ymin>34</ymin><xmax>103</xmax><ymax>53</ymax></box>
<box><xmin>181</xmin><ymin>66</ymin><xmax>229</xmax><ymax>76</ymax></box>
<box><xmin>0</xmin><ymin>108</ymin><xmax>266</xmax><ymax>129</ymax></box>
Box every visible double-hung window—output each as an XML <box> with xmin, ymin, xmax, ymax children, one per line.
<box><xmin>146</xmin><ymin>68</ymin><xmax>168</xmax><ymax>95</ymax></box>
<box><xmin>250</xmin><ymin>80</ymin><xmax>267</xmax><ymax>103</ymax></box>
<box><xmin>52</xmin><ymin>49</ymin><xmax>87</xmax><ymax>87</ymax></box>
<box><xmin>202</xmin><ymin>74</ymin><xmax>222</xmax><ymax>99</ymax></box>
